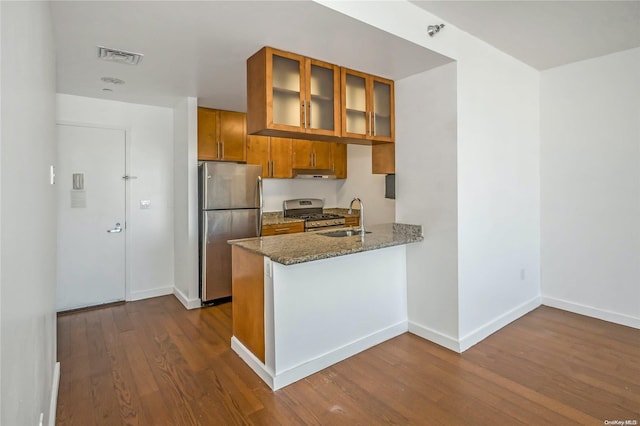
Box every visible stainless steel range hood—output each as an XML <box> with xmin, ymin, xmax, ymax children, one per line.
<box><xmin>292</xmin><ymin>168</ymin><xmax>337</xmax><ymax>179</ymax></box>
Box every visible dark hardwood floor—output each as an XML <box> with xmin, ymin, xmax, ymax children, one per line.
<box><xmin>56</xmin><ymin>296</ymin><xmax>640</xmax><ymax>425</ymax></box>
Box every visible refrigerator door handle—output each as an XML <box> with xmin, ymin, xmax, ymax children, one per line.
<box><xmin>201</xmin><ymin>212</ymin><xmax>208</xmax><ymax>287</ymax></box>
<box><xmin>257</xmin><ymin>176</ymin><xmax>263</xmax><ymax>236</ymax></box>
<box><xmin>202</xmin><ymin>163</ymin><xmax>210</xmax><ymax>208</ymax></box>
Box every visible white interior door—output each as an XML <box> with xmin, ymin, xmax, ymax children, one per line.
<box><xmin>56</xmin><ymin>124</ymin><xmax>126</xmax><ymax>311</ymax></box>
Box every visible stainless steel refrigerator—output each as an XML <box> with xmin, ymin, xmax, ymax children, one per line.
<box><xmin>199</xmin><ymin>162</ymin><xmax>262</xmax><ymax>303</ymax></box>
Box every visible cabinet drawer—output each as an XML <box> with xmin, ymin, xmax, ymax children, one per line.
<box><xmin>344</xmin><ymin>216</ymin><xmax>359</xmax><ymax>227</ymax></box>
<box><xmin>262</xmin><ymin>222</ymin><xmax>304</xmax><ymax>236</ymax></box>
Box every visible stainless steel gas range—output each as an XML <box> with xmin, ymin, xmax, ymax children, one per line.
<box><xmin>283</xmin><ymin>199</ymin><xmax>345</xmax><ymax>231</ymax></box>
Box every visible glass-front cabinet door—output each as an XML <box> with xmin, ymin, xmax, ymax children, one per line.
<box><xmin>247</xmin><ymin>47</ymin><xmax>340</xmax><ymax>137</ymax></box>
<box><xmin>372</xmin><ymin>77</ymin><xmax>394</xmax><ymax>141</ymax></box>
<box><xmin>341</xmin><ymin>69</ymin><xmax>369</xmax><ymax>140</ymax></box>
<box><xmin>305</xmin><ymin>59</ymin><xmax>340</xmax><ymax>137</ymax></box>
<box><xmin>270</xmin><ymin>51</ymin><xmax>304</xmax><ymax>130</ymax></box>
<box><xmin>341</xmin><ymin>68</ymin><xmax>395</xmax><ymax>142</ymax></box>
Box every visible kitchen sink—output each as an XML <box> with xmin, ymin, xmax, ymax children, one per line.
<box><xmin>318</xmin><ymin>229</ymin><xmax>372</xmax><ymax>237</ymax></box>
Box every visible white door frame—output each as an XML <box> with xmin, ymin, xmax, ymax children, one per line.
<box><xmin>56</xmin><ymin>120</ymin><xmax>133</xmax><ymax>302</ymax></box>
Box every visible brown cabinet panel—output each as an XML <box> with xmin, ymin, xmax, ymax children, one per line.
<box><xmin>248</xmin><ymin>135</ymin><xmax>292</xmax><ymax>178</ymax></box>
<box><xmin>292</xmin><ymin>139</ymin><xmax>314</xmax><ymax>169</ymax></box>
<box><xmin>313</xmin><ymin>141</ymin><xmax>332</xmax><ymax>170</ymax></box>
<box><xmin>332</xmin><ymin>143</ymin><xmax>347</xmax><ymax>179</ymax></box>
<box><xmin>372</xmin><ymin>143</ymin><xmax>395</xmax><ymax>174</ymax></box>
<box><xmin>269</xmin><ymin>137</ymin><xmax>293</xmax><ymax>178</ymax></box>
<box><xmin>198</xmin><ymin>107</ymin><xmax>247</xmax><ymax>162</ymax></box>
<box><xmin>292</xmin><ymin>139</ymin><xmax>333</xmax><ymax>170</ymax></box>
<box><xmin>218</xmin><ymin>110</ymin><xmax>246</xmax><ymax>162</ymax></box>
<box><xmin>261</xmin><ymin>222</ymin><xmax>304</xmax><ymax>236</ymax></box>
<box><xmin>197</xmin><ymin>107</ymin><xmax>219</xmax><ymax>161</ymax></box>
<box><xmin>246</xmin><ymin>135</ymin><xmax>269</xmax><ymax>175</ymax></box>
<box><xmin>344</xmin><ymin>216</ymin><xmax>359</xmax><ymax>227</ymax></box>
<box><xmin>232</xmin><ymin>246</ymin><xmax>265</xmax><ymax>362</ymax></box>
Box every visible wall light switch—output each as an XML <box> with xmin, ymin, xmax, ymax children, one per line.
<box><xmin>140</xmin><ymin>200</ymin><xmax>151</xmax><ymax>209</ymax></box>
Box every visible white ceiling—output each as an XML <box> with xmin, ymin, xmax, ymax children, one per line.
<box><xmin>50</xmin><ymin>1</ymin><xmax>452</xmax><ymax>110</ymax></box>
<box><xmin>411</xmin><ymin>0</ymin><xmax>640</xmax><ymax>70</ymax></box>
<box><xmin>51</xmin><ymin>1</ymin><xmax>640</xmax><ymax>110</ymax></box>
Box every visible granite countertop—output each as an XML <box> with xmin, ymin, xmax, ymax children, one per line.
<box><xmin>262</xmin><ymin>208</ymin><xmax>359</xmax><ymax>226</ymax></box>
<box><xmin>229</xmin><ymin>223</ymin><xmax>423</xmax><ymax>265</ymax></box>
<box><xmin>261</xmin><ymin>212</ymin><xmax>304</xmax><ymax>226</ymax></box>
<box><xmin>323</xmin><ymin>208</ymin><xmax>359</xmax><ymax>218</ymax></box>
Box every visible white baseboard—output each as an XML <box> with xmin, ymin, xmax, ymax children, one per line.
<box><xmin>409</xmin><ymin>296</ymin><xmax>541</xmax><ymax>353</ymax></box>
<box><xmin>408</xmin><ymin>321</ymin><xmax>461</xmax><ymax>353</ymax></box>
<box><xmin>173</xmin><ymin>287</ymin><xmax>201</xmax><ymax>310</ymax></box>
<box><xmin>542</xmin><ymin>296</ymin><xmax>640</xmax><ymax>329</ymax></box>
<box><xmin>128</xmin><ymin>285</ymin><xmax>174</xmax><ymax>302</ymax></box>
<box><xmin>231</xmin><ymin>337</ymin><xmax>275</xmax><ymax>389</ymax></box>
<box><xmin>459</xmin><ymin>296</ymin><xmax>541</xmax><ymax>351</ymax></box>
<box><xmin>48</xmin><ymin>362</ymin><xmax>60</xmax><ymax>426</ymax></box>
<box><xmin>232</xmin><ymin>321</ymin><xmax>408</xmax><ymax>390</ymax></box>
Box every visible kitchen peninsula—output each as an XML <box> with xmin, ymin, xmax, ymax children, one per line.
<box><xmin>228</xmin><ymin>223</ymin><xmax>422</xmax><ymax>390</ymax></box>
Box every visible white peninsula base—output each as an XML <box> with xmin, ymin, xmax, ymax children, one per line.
<box><xmin>231</xmin><ymin>244</ymin><xmax>409</xmax><ymax>390</ymax></box>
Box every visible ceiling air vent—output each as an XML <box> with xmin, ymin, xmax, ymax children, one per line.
<box><xmin>97</xmin><ymin>46</ymin><xmax>144</xmax><ymax>65</ymax></box>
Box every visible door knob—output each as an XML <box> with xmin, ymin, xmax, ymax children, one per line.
<box><xmin>107</xmin><ymin>223</ymin><xmax>122</xmax><ymax>233</ymax></box>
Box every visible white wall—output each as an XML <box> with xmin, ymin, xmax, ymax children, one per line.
<box><xmin>396</xmin><ymin>63</ymin><xmax>459</xmax><ymax>346</ymax></box>
<box><xmin>56</xmin><ymin>94</ymin><xmax>175</xmax><ymax>302</ymax></box>
<box><xmin>173</xmin><ymin>97</ymin><xmax>200</xmax><ymax>308</ymax></box>
<box><xmin>263</xmin><ymin>144</ymin><xmax>395</xmax><ymax>226</ymax></box>
<box><xmin>541</xmin><ymin>48</ymin><xmax>640</xmax><ymax>328</ymax></box>
<box><xmin>337</xmin><ymin>144</ymin><xmax>395</xmax><ymax>226</ymax></box>
<box><xmin>319</xmin><ymin>0</ymin><xmax>541</xmax><ymax>351</ymax></box>
<box><xmin>455</xmin><ymin>36</ymin><xmax>541</xmax><ymax>348</ymax></box>
<box><xmin>262</xmin><ymin>178</ymin><xmax>339</xmax><ymax>212</ymax></box>
<box><xmin>1</xmin><ymin>2</ymin><xmax>58</xmax><ymax>425</ymax></box>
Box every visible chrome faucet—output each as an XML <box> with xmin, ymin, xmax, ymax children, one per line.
<box><xmin>348</xmin><ymin>197</ymin><xmax>365</xmax><ymax>234</ymax></box>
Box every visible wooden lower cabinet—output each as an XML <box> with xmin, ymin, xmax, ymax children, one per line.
<box><xmin>372</xmin><ymin>143</ymin><xmax>395</xmax><ymax>174</ymax></box>
<box><xmin>261</xmin><ymin>222</ymin><xmax>304</xmax><ymax>236</ymax></box>
<box><xmin>231</xmin><ymin>246</ymin><xmax>265</xmax><ymax>362</ymax></box>
<box><xmin>344</xmin><ymin>216</ymin><xmax>360</xmax><ymax>227</ymax></box>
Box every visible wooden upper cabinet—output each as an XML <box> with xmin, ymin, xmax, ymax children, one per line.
<box><xmin>246</xmin><ymin>135</ymin><xmax>292</xmax><ymax>178</ymax></box>
<box><xmin>292</xmin><ymin>139</ymin><xmax>332</xmax><ymax>170</ymax></box>
<box><xmin>246</xmin><ymin>135</ymin><xmax>269</xmax><ymax>175</ymax></box>
<box><xmin>341</xmin><ymin>68</ymin><xmax>395</xmax><ymax>143</ymax></box>
<box><xmin>372</xmin><ymin>142</ymin><xmax>395</xmax><ymax>174</ymax></box>
<box><xmin>247</xmin><ymin>47</ymin><xmax>340</xmax><ymax>139</ymax></box>
<box><xmin>332</xmin><ymin>143</ymin><xmax>348</xmax><ymax>179</ymax></box>
<box><xmin>218</xmin><ymin>110</ymin><xmax>247</xmax><ymax>162</ymax></box>
<box><xmin>198</xmin><ymin>107</ymin><xmax>246</xmax><ymax>162</ymax></box>
<box><xmin>270</xmin><ymin>137</ymin><xmax>293</xmax><ymax>178</ymax></box>
<box><xmin>198</xmin><ymin>107</ymin><xmax>219</xmax><ymax>160</ymax></box>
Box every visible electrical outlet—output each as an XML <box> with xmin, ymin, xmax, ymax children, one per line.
<box><xmin>520</xmin><ymin>269</ymin><xmax>526</xmax><ymax>281</ymax></box>
<box><xmin>140</xmin><ymin>200</ymin><xmax>151</xmax><ymax>209</ymax></box>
